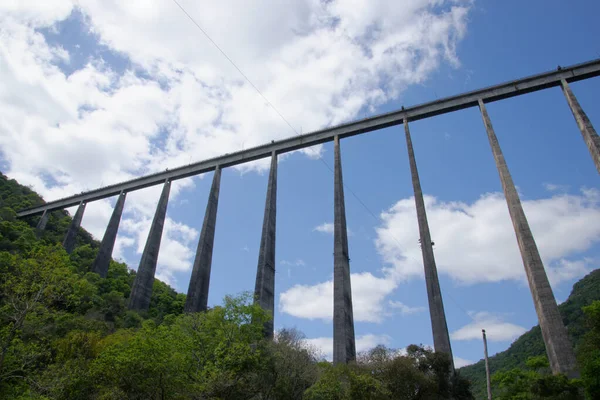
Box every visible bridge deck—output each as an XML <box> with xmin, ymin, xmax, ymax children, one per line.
<box><xmin>17</xmin><ymin>58</ymin><xmax>600</xmax><ymax>217</ymax></box>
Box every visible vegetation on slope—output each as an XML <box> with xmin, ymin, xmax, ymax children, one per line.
<box><xmin>459</xmin><ymin>267</ymin><xmax>600</xmax><ymax>399</ymax></box>
<box><xmin>0</xmin><ymin>173</ymin><xmax>474</xmax><ymax>399</ymax></box>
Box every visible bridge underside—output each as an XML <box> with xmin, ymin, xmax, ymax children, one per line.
<box><xmin>17</xmin><ymin>58</ymin><xmax>600</xmax><ymax>218</ymax></box>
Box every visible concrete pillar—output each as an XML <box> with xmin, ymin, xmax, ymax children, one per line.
<box><xmin>483</xmin><ymin>329</ymin><xmax>492</xmax><ymax>400</ymax></box>
<box><xmin>129</xmin><ymin>180</ymin><xmax>171</xmax><ymax>311</ymax></box>
<box><xmin>63</xmin><ymin>202</ymin><xmax>86</xmax><ymax>254</ymax></box>
<box><xmin>185</xmin><ymin>166</ymin><xmax>222</xmax><ymax>313</ymax></box>
<box><xmin>560</xmin><ymin>79</ymin><xmax>600</xmax><ymax>174</ymax></box>
<box><xmin>333</xmin><ymin>135</ymin><xmax>356</xmax><ymax>365</ymax></box>
<box><xmin>92</xmin><ymin>191</ymin><xmax>126</xmax><ymax>278</ymax></box>
<box><xmin>478</xmin><ymin>99</ymin><xmax>578</xmax><ymax>377</ymax></box>
<box><xmin>404</xmin><ymin>120</ymin><xmax>454</xmax><ymax>371</ymax></box>
<box><xmin>254</xmin><ymin>152</ymin><xmax>277</xmax><ymax>338</ymax></box>
<box><xmin>36</xmin><ymin>210</ymin><xmax>49</xmax><ymax>235</ymax></box>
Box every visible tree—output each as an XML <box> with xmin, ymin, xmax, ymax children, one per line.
<box><xmin>174</xmin><ymin>294</ymin><xmax>270</xmax><ymax>399</ymax></box>
<box><xmin>0</xmin><ymin>245</ymin><xmax>98</xmax><ymax>395</ymax></box>
<box><xmin>577</xmin><ymin>300</ymin><xmax>600</xmax><ymax>399</ymax></box>
<box><xmin>86</xmin><ymin>293</ymin><xmax>271</xmax><ymax>399</ymax></box>
<box><xmin>492</xmin><ymin>356</ymin><xmax>582</xmax><ymax>400</ymax></box>
<box><xmin>0</xmin><ymin>173</ymin><xmax>473</xmax><ymax>399</ymax></box>
<box><xmin>304</xmin><ymin>363</ymin><xmax>390</xmax><ymax>400</ymax></box>
<box><xmin>91</xmin><ymin>321</ymin><xmax>186</xmax><ymax>400</ymax></box>
<box><xmin>305</xmin><ymin>345</ymin><xmax>474</xmax><ymax>400</ymax></box>
<box><xmin>260</xmin><ymin>328</ymin><xmax>320</xmax><ymax>399</ymax></box>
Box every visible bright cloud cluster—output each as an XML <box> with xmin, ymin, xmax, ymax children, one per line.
<box><xmin>450</xmin><ymin>311</ymin><xmax>528</xmax><ymax>342</ymax></box>
<box><xmin>280</xmin><ymin>271</ymin><xmax>397</xmax><ymax>323</ymax></box>
<box><xmin>376</xmin><ymin>189</ymin><xmax>600</xmax><ymax>284</ymax></box>
<box><xmin>313</xmin><ymin>222</ymin><xmax>335</xmax><ymax>234</ymax></box>
<box><xmin>280</xmin><ymin>188</ymin><xmax>600</xmax><ymax>331</ymax></box>
<box><xmin>388</xmin><ymin>301</ymin><xmax>426</xmax><ymax>316</ymax></box>
<box><xmin>0</xmin><ymin>0</ymin><xmax>472</xmax><ymax>289</ymax></box>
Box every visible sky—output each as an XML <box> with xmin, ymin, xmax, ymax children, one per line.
<box><xmin>1</xmin><ymin>0</ymin><xmax>600</xmax><ymax>368</ymax></box>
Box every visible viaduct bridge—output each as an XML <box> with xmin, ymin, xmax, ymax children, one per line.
<box><xmin>18</xmin><ymin>59</ymin><xmax>600</xmax><ymax>377</ymax></box>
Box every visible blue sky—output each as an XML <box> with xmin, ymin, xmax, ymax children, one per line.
<box><xmin>1</xmin><ymin>0</ymin><xmax>600</xmax><ymax>367</ymax></box>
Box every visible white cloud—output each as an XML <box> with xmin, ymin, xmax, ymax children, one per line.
<box><xmin>279</xmin><ymin>271</ymin><xmax>397</xmax><ymax>323</ymax></box>
<box><xmin>454</xmin><ymin>357</ymin><xmax>474</xmax><ymax>368</ymax></box>
<box><xmin>543</xmin><ymin>183</ymin><xmax>569</xmax><ymax>192</ymax></box>
<box><xmin>376</xmin><ymin>189</ymin><xmax>600</xmax><ymax>285</ymax></box>
<box><xmin>281</xmin><ymin>259</ymin><xmax>306</xmax><ymax>267</ymax></box>
<box><xmin>113</xmin><ymin>236</ymin><xmax>135</xmax><ymax>263</ymax></box>
<box><xmin>313</xmin><ymin>222</ymin><xmax>335</xmax><ymax>234</ymax></box>
<box><xmin>281</xmin><ymin>189</ymin><xmax>600</xmax><ymax>323</ymax></box>
<box><xmin>0</xmin><ymin>0</ymin><xmax>471</xmax><ymax>288</ymax></box>
<box><xmin>388</xmin><ymin>301</ymin><xmax>426</xmax><ymax>316</ymax></box>
<box><xmin>451</xmin><ymin>311</ymin><xmax>527</xmax><ymax>342</ymax></box>
<box><xmin>304</xmin><ymin>334</ymin><xmax>391</xmax><ymax>361</ymax></box>
<box><xmin>313</xmin><ymin>222</ymin><xmax>354</xmax><ymax>236</ymax></box>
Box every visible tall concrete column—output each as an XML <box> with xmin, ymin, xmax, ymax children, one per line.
<box><xmin>129</xmin><ymin>180</ymin><xmax>171</xmax><ymax>311</ymax></box>
<box><xmin>478</xmin><ymin>99</ymin><xmax>578</xmax><ymax>377</ymax></box>
<box><xmin>185</xmin><ymin>166</ymin><xmax>222</xmax><ymax>313</ymax></box>
<box><xmin>254</xmin><ymin>152</ymin><xmax>277</xmax><ymax>338</ymax></box>
<box><xmin>404</xmin><ymin>120</ymin><xmax>454</xmax><ymax>371</ymax></box>
<box><xmin>63</xmin><ymin>202</ymin><xmax>86</xmax><ymax>254</ymax></box>
<box><xmin>560</xmin><ymin>79</ymin><xmax>600</xmax><ymax>174</ymax></box>
<box><xmin>92</xmin><ymin>191</ymin><xmax>126</xmax><ymax>278</ymax></box>
<box><xmin>36</xmin><ymin>210</ymin><xmax>49</xmax><ymax>236</ymax></box>
<box><xmin>333</xmin><ymin>135</ymin><xmax>356</xmax><ymax>365</ymax></box>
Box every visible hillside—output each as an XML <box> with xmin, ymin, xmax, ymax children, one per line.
<box><xmin>0</xmin><ymin>173</ymin><xmax>185</xmax><ymax>320</ymax></box>
<box><xmin>2</xmin><ymin>171</ymin><xmax>597</xmax><ymax>399</ymax></box>
<box><xmin>0</xmin><ymin>172</ymin><xmax>477</xmax><ymax>399</ymax></box>
<box><xmin>459</xmin><ymin>268</ymin><xmax>600</xmax><ymax>398</ymax></box>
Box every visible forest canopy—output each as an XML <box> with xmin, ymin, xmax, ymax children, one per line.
<box><xmin>2</xmin><ymin>173</ymin><xmax>598</xmax><ymax>399</ymax></box>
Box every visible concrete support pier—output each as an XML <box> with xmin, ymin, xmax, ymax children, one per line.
<box><xmin>185</xmin><ymin>167</ymin><xmax>222</xmax><ymax>313</ymax></box>
<box><xmin>63</xmin><ymin>202</ymin><xmax>86</xmax><ymax>254</ymax></box>
<box><xmin>560</xmin><ymin>79</ymin><xmax>600</xmax><ymax>174</ymax></box>
<box><xmin>92</xmin><ymin>191</ymin><xmax>126</xmax><ymax>278</ymax></box>
<box><xmin>478</xmin><ymin>99</ymin><xmax>578</xmax><ymax>377</ymax></box>
<box><xmin>333</xmin><ymin>135</ymin><xmax>356</xmax><ymax>365</ymax></box>
<box><xmin>254</xmin><ymin>152</ymin><xmax>277</xmax><ymax>338</ymax></box>
<box><xmin>36</xmin><ymin>210</ymin><xmax>49</xmax><ymax>235</ymax></box>
<box><xmin>129</xmin><ymin>180</ymin><xmax>171</xmax><ymax>311</ymax></box>
<box><xmin>404</xmin><ymin>120</ymin><xmax>454</xmax><ymax>371</ymax></box>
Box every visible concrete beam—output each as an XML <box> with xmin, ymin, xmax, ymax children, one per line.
<box><xmin>63</xmin><ymin>202</ymin><xmax>85</xmax><ymax>254</ymax></box>
<box><xmin>404</xmin><ymin>120</ymin><xmax>454</xmax><ymax>371</ymax></box>
<box><xmin>36</xmin><ymin>210</ymin><xmax>49</xmax><ymax>235</ymax></box>
<box><xmin>129</xmin><ymin>180</ymin><xmax>170</xmax><ymax>311</ymax></box>
<box><xmin>184</xmin><ymin>167</ymin><xmax>222</xmax><ymax>313</ymax></box>
<box><xmin>92</xmin><ymin>191</ymin><xmax>126</xmax><ymax>278</ymax></box>
<box><xmin>17</xmin><ymin>58</ymin><xmax>600</xmax><ymax>218</ymax></box>
<box><xmin>333</xmin><ymin>135</ymin><xmax>356</xmax><ymax>365</ymax></box>
<box><xmin>560</xmin><ymin>79</ymin><xmax>600</xmax><ymax>174</ymax></box>
<box><xmin>254</xmin><ymin>152</ymin><xmax>277</xmax><ymax>338</ymax></box>
<box><xmin>478</xmin><ymin>99</ymin><xmax>578</xmax><ymax>377</ymax></box>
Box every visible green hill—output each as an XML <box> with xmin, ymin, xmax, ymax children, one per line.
<box><xmin>2</xmin><ymin>171</ymin><xmax>597</xmax><ymax>399</ymax></box>
<box><xmin>459</xmin><ymin>269</ymin><xmax>600</xmax><ymax>399</ymax></box>
<box><xmin>0</xmin><ymin>172</ymin><xmax>477</xmax><ymax>399</ymax></box>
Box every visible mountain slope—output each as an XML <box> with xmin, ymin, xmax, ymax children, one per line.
<box><xmin>459</xmin><ymin>269</ymin><xmax>600</xmax><ymax>399</ymax></box>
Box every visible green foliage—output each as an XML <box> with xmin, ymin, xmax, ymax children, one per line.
<box><xmin>0</xmin><ymin>172</ymin><xmax>477</xmax><ymax>399</ymax></box>
<box><xmin>264</xmin><ymin>328</ymin><xmax>321</xmax><ymax>398</ymax></box>
<box><xmin>460</xmin><ymin>269</ymin><xmax>600</xmax><ymax>399</ymax></box>
<box><xmin>492</xmin><ymin>356</ymin><xmax>582</xmax><ymax>399</ymax></box>
<box><xmin>577</xmin><ymin>301</ymin><xmax>600</xmax><ymax>399</ymax></box>
<box><xmin>305</xmin><ymin>344</ymin><xmax>474</xmax><ymax>400</ymax></box>
<box><xmin>304</xmin><ymin>363</ymin><xmax>390</xmax><ymax>400</ymax></box>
